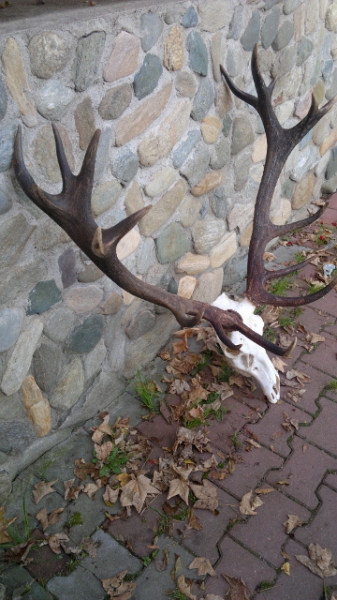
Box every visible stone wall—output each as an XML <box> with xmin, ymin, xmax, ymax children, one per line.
<box><xmin>1</xmin><ymin>0</ymin><xmax>337</xmax><ymax>495</ymax></box>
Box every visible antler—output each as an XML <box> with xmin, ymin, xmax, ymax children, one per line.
<box><xmin>14</xmin><ymin>123</ymin><xmax>293</xmax><ymax>357</ymax></box>
<box><xmin>221</xmin><ymin>45</ymin><xmax>337</xmax><ymax>306</ymax></box>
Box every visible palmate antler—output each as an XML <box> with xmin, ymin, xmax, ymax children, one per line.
<box><xmin>13</xmin><ymin>46</ymin><xmax>336</xmax><ymax>358</ymax></box>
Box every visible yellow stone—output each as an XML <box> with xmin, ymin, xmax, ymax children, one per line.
<box><xmin>117</xmin><ymin>229</ymin><xmax>141</xmax><ymax>261</ymax></box>
<box><xmin>2</xmin><ymin>38</ymin><xmax>37</xmax><ymax>127</ymax></box>
<box><xmin>240</xmin><ymin>222</ymin><xmax>253</xmax><ymax>247</ymax></box>
<box><xmin>178</xmin><ymin>276</ymin><xmax>197</xmax><ymax>299</ymax></box>
<box><xmin>21</xmin><ymin>376</ymin><xmax>51</xmax><ymax>437</ymax></box>
<box><xmin>175</xmin><ymin>252</ymin><xmax>210</xmax><ymax>275</ymax></box>
<box><xmin>191</xmin><ymin>171</ymin><xmax>224</xmax><ymax>197</ymax></box>
<box><xmin>164</xmin><ymin>25</ymin><xmax>184</xmax><ymax>71</ymax></box>
<box><xmin>292</xmin><ymin>173</ymin><xmax>315</xmax><ymax>209</ymax></box>
<box><xmin>201</xmin><ymin>116</ymin><xmax>222</xmax><ymax>144</ymax></box>
<box><xmin>252</xmin><ymin>135</ymin><xmax>267</xmax><ymax>163</ymax></box>
<box><xmin>320</xmin><ymin>127</ymin><xmax>337</xmax><ymax>156</ymax></box>
<box><xmin>271</xmin><ymin>199</ymin><xmax>292</xmax><ymax>225</ymax></box>
<box><xmin>124</xmin><ymin>182</ymin><xmax>145</xmax><ymax>216</ymax></box>
<box><xmin>210</xmin><ymin>231</ymin><xmax>237</xmax><ymax>268</ymax></box>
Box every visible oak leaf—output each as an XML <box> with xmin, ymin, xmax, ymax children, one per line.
<box><xmin>33</xmin><ymin>480</ymin><xmax>58</xmax><ymax>504</ymax></box>
<box><xmin>189</xmin><ymin>557</ymin><xmax>216</xmax><ymax>576</ymax></box>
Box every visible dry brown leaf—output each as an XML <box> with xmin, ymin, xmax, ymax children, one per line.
<box><xmin>281</xmin><ymin>561</ymin><xmax>290</xmax><ymax>575</ymax></box>
<box><xmin>36</xmin><ymin>507</ymin><xmax>64</xmax><ymax>531</ymax></box>
<box><xmin>80</xmin><ymin>537</ymin><xmax>98</xmax><ymax>558</ymax></box>
<box><xmin>120</xmin><ymin>474</ymin><xmax>159</xmax><ymax>513</ymax></box>
<box><xmin>48</xmin><ymin>532</ymin><xmax>69</xmax><ymax>554</ymax></box>
<box><xmin>103</xmin><ymin>485</ymin><xmax>120</xmax><ymax>506</ymax></box>
<box><xmin>0</xmin><ymin>507</ymin><xmax>17</xmax><ymax>543</ymax></box>
<box><xmin>155</xmin><ymin>547</ymin><xmax>169</xmax><ymax>572</ymax></box>
<box><xmin>255</xmin><ymin>487</ymin><xmax>274</xmax><ymax>495</ymax></box>
<box><xmin>186</xmin><ymin>513</ymin><xmax>203</xmax><ymax>531</ymax></box>
<box><xmin>306</xmin><ymin>332</ymin><xmax>325</xmax><ymax>344</ymax></box>
<box><xmin>205</xmin><ymin>596</ymin><xmax>225</xmax><ymax>600</ymax></box>
<box><xmin>102</xmin><ymin>570</ymin><xmax>136</xmax><ymax>599</ymax></box>
<box><xmin>73</xmin><ymin>458</ymin><xmax>97</xmax><ymax>481</ymax></box>
<box><xmin>177</xmin><ymin>574</ymin><xmax>197</xmax><ymax>600</ymax></box>
<box><xmin>169</xmin><ymin>379</ymin><xmax>191</xmax><ymax>395</ymax></box>
<box><xmin>94</xmin><ymin>441</ymin><xmax>113</xmax><ymax>461</ymax></box>
<box><xmin>239</xmin><ymin>490</ymin><xmax>263</xmax><ymax>516</ymax></box>
<box><xmin>64</xmin><ymin>479</ymin><xmax>83</xmax><ymax>501</ymax></box>
<box><xmin>83</xmin><ymin>482</ymin><xmax>101</xmax><ymax>498</ymax></box>
<box><xmin>190</xmin><ymin>480</ymin><xmax>218</xmax><ymax>511</ymax></box>
<box><xmin>33</xmin><ymin>480</ymin><xmax>58</xmax><ymax>504</ymax></box>
<box><xmin>263</xmin><ymin>251</ymin><xmax>276</xmax><ymax>262</ymax></box>
<box><xmin>189</xmin><ymin>557</ymin><xmax>216</xmax><ymax>577</ymax></box>
<box><xmin>272</xmin><ymin>357</ymin><xmax>287</xmax><ymax>373</ymax></box>
<box><xmin>167</xmin><ymin>477</ymin><xmax>190</xmax><ymax>505</ymax></box>
<box><xmin>222</xmin><ymin>574</ymin><xmax>250</xmax><ymax>600</ymax></box>
<box><xmin>287</xmin><ymin>389</ymin><xmax>305</xmax><ymax>403</ymax></box>
<box><xmin>296</xmin><ymin>543</ymin><xmax>337</xmax><ymax>578</ymax></box>
<box><xmin>245</xmin><ymin>438</ymin><xmax>261</xmax><ymax>449</ymax></box>
<box><xmin>330</xmin><ymin>594</ymin><xmax>337</xmax><ymax>600</ymax></box>
<box><xmin>286</xmin><ymin>369</ymin><xmax>310</xmax><ymax>385</ymax></box>
<box><xmin>202</xmin><ymin>455</ymin><xmax>219</xmax><ymax>470</ymax></box>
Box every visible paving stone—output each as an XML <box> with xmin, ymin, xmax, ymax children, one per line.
<box><xmin>191</xmin><ymin>78</ymin><xmax>214</xmax><ymax>121</ymax></box>
<box><xmin>325</xmin><ymin>472</ymin><xmax>337</xmax><ymax>490</ymax></box>
<box><xmin>230</xmin><ymin>489</ymin><xmax>310</xmax><ymax>567</ymax></box>
<box><xmin>297</xmin><ymin>396</ymin><xmax>337</xmax><ymax>456</ymax></box>
<box><xmin>75</xmin><ymin>31</ymin><xmax>105</xmax><ymax>92</ymax></box>
<box><xmin>206</xmin><ymin>397</ymin><xmax>259</xmax><ymax>456</ymax></box>
<box><xmin>267</xmin><ymin>435</ymin><xmax>337</xmax><ymax>509</ymax></box>
<box><xmin>81</xmin><ymin>529</ymin><xmax>142</xmax><ymax>578</ymax></box>
<box><xmin>240</xmin><ymin>10</ymin><xmax>260</xmax><ymax>52</ymax></box>
<box><xmin>204</xmin><ymin>535</ymin><xmax>276</xmax><ymax>598</ymax></box>
<box><xmin>47</xmin><ymin>566</ymin><xmax>105</xmax><ymax>600</ymax></box>
<box><xmin>182</xmin><ymin>5</ymin><xmax>198</xmax><ymax>28</ymax></box>
<box><xmin>187</xmin><ymin>30</ymin><xmax>208</xmax><ymax>76</ymax></box>
<box><xmin>104</xmin><ymin>31</ymin><xmax>140</xmax><ymax>83</ymax></box>
<box><xmin>35</xmin><ymin>79</ymin><xmax>74</xmax><ymax>121</ymax></box>
<box><xmin>0</xmin><ymin>419</ymin><xmax>36</xmax><ymax>454</ymax></box>
<box><xmin>301</xmin><ymin>332</ymin><xmax>337</xmax><ymax>379</ymax></box>
<box><xmin>29</xmin><ymin>32</ymin><xmax>69</xmax><ymax>79</ymax></box>
<box><xmin>134</xmin><ymin>53</ymin><xmax>162</xmax><ymax>100</ymax></box>
<box><xmin>0</xmin><ymin>566</ymin><xmax>53</xmax><ymax>600</ymax></box>
<box><xmin>140</xmin><ymin>12</ymin><xmax>163</xmax><ymax>52</ymax></box>
<box><xmin>137</xmin><ymin>414</ymin><xmax>179</xmax><ymax>450</ymax></box>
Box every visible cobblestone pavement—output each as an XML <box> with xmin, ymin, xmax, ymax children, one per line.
<box><xmin>1</xmin><ymin>197</ymin><xmax>337</xmax><ymax>599</ymax></box>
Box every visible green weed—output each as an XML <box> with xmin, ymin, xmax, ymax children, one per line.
<box><xmin>263</xmin><ymin>326</ymin><xmax>277</xmax><ymax>343</ymax></box>
<box><xmin>68</xmin><ymin>512</ymin><xmax>83</xmax><ymax>527</ymax></box>
<box><xmin>143</xmin><ymin>549</ymin><xmax>159</xmax><ymax>567</ymax></box>
<box><xmin>323</xmin><ymin>380</ymin><xmax>337</xmax><ymax>392</ymax></box>
<box><xmin>168</xmin><ymin>590</ymin><xmax>188</xmax><ymax>600</ymax></box>
<box><xmin>268</xmin><ymin>275</ymin><xmax>293</xmax><ymax>296</ymax></box>
<box><xmin>134</xmin><ymin>371</ymin><xmax>160</xmax><ymax>412</ymax></box>
<box><xmin>231</xmin><ymin>432</ymin><xmax>242</xmax><ymax>450</ymax></box>
<box><xmin>219</xmin><ymin>363</ymin><xmax>235</xmax><ymax>383</ymax></box>
<box><xmin>308</xmin><ymin>283</ymin><xmax>325</xmax><ymax>295</ymax></box>
<box><xmin>258</xmin><ymin>581</ymin><xmax>275</xmax><ymax>590</ymax></box>
<box><xmin>191</xmin><ymin>350</ymin><xmax>212</xmax><ymax>376</ymax></box>
<box><xmin>98</xmin><ymin>446</ymin><xmax>129</xmax><ymax>477</ymax></box>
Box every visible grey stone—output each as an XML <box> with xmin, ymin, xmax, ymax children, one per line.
<box><xmin>210</xmin><ymin>187</ymin><xmax>231</xmax><ymax>218</ymax></box>
<box><xmin>175</xmin><ymin>70</ymin><xmax>197</xmax><ymax>97</ymax></box>
<box><xmin>0</xmin><ymin>78</ymin><xmax>7</xmax><ymax>121</ymax></box>
<box><xmin>265</xmin><ymin>0</ymin><xmax>282</xmax><ymax>7</ymax></box>
<box><xmin>326</xmin><ymin>147</ymin><xmax>337</xmax><ymax>180</ymax></box>
<box><xmin>231</xmin><ymin>115</ymin><xmax>254</xmax><ymax>155</ymax></box>
<box><xmin>323</xmin><ymin>59</ymin><xmax>334</xmax><ymax>82</ymax></box>
<box><xmin>58</xmin><ymin>248</ymin><xmax>77</xmax><ymax>288</ymax></box>
<box><xmin>192</xmin><ymin>216</ymin><xmax>226</xmax><ymax>254</ymax></box>
<box><xmin>126</xmin><ymin>308</ymin><xmax>156</xmax><ymax>340</ymax></box>
<box><xmin>210</xmin><ymin>136</ymin><xmax>230</xmax><ymax>169</ymax></box>
<box><xmin>223</xmin><ymin>252</ymin><xmax>248</xmax><ymax>287</ymax></box>
<box><xmin>44</xmin><ymin>307</ymin><xmax>76</xmax><ymax>342</ymax></box>
<box><xmin>182</xmin><ymin>5</ymin><xmax>198</xmax><ymax>28</ymax></box>
<box><xmin>322</xmin><ymin>174</ymin><xmax>337</xmax><ymax>194</ymax></box>
<box><xmin>228</xmin><ymin>5</ymin><xmax>244</xmax><ymax>40</ymax></box>
<box><xmin>327</xmin><ymin>69</ymin><xmax>337</xmax><ymax>101</ymax></box>
<box><xmin>156</xmin><ymin>222</ymin><xmax>191</xmax><ymax>264</ymax></box>
<box><xmin>94</xmin><ymin>127</ymin><xmax>112</xmax><ymax>182</ymax></box>
<box><xmin>134</xmin><ymin>54</ymin><xmax>162</xmax><ymax>100</ymax></box>
<box><xmin>240</xmin><ymin>10</ymin><xmax>260</xmax><ymax>52</ymax></box>
<box><xmin>0</xmin><ymin>471</ymin><xmax>12</xmax><ymax>503</ymax></box>
<box><xmin>164</xmin><ymin>6</ymin><xmax>183</xmax><ymax>24</ymax></box>
<box><xmin>272</xmin><ymin>46</ymin><xmax>296</xmax><ymax>78</ymax></box>
<box><xmin>50</xmin><ymin>357</ymin><xmax>84</xmax><ymax>411</ymax></box>
<box><xmin>0</xmin><ymin>390</ymin><xmax>27</xmax><ymax>422</ymax></box>
<box><xmin>272</xmin><ymin>21</ymin><xmax>294</xmax><ymax>51</ymax></box>
<box><xmin>191</xmin><ymin>78</ymin><xmax>214</xmax><ymax>121</ymax></box>
<box><xmin>299</xmin><ymin>129</ymin><xmax>313</xmax><ymax>150</ymax></box>
<box><xmin>310</xmin><ymin>56</ymin><xmax>322</xmax><ymax>88</ymax></box>
<box><xmin>29</xmin><ymin>32</ymin><xmax>69</xmax><ymax>79</ymax></box>
<box><xmin>296</xmin><ymin>38</ymin><xmax>314</xmax><ymax>67</ymax></box>
<box><xmin>234</xmin><ymin>152</ymin><xmax>252</xmax><ymax>191</ymax></box>
<box><xmin>112</xmin><ymin>146</ymin><xmax>138</xmax><ymax>184</ymax></box>
<box><xmin>82</xmin><ymin>529</ymin><xmax>142</xmax><ymax>578</ymax></box>
<box><xmin>0</xmin><ymin>257</ymin><xmax>48</xmax><ymax>305</ymax></box>
<box><xmin>35</xmin><ymin>80</ymin><xmax>74</xmax><ymax>121</ymax></box>
<box><xmin>0</xmin><ymin>119</ymin><xmax>19</xmax><ymax>172</ymax></box>
<box><xmin>66</xmin><ymin>315</ymin><xmax>104</xmax><ymax>353</ymax></box>
<box><xmin>0</xmin><ymin>420</ymin><xmax>35</xmax><ymax>454</ymax></box>
<box><xmin>83</xmin><ymin>340</ymin><xmax>106</xmax><ymax>382</ymax></box>
<box><xmin>137</xmin><ymin>237</ymin><xmax>156</xmax><ymax>275</ymax></box>
<box><xmin>92</xmin><ymin>180</ymin><xmax>121</xmax><ymax>218</ymax></box>
<box><xmin>0</xmin><ymin>213</ymin><xmax>35</xmax><ymax>267</ymax></box>
<box><xmin>187</xmin><ymin>30</ymin><xmax>208</xmax><ymax>76</ymax></box>
<box><xmin>0</xmin><ymin>189</ymin><xmax>12</xmax><ymax>214</ymax></box>
<box><xmin>222</xmin><ymin>114</ymin><xmax>232</xmax><ymax>136</ymax></box>
<box><xmin>47</xmin><ymin>566</ymin><xmax>105</xmax><ymax>600</ymax></box>
<box><xmin>282</xmin><ymin>177</ymin><xmax>296</xmax><ymax>199</ymax></box>
<box><xmin>261</xmin><ymin>8</ymin><xmax>280</xmax><ymax>49</ymax></box>
<box><xmin>173</xmin><ymin>129</ymin><xmax>201</xmax><ymax>168</ymax></box>
<box><xmin>140</xmin><ymin>12</ymin><xmax>163</xmax><ymax>51</ymax></box>
<box><xmin>167</xmin><ymin>276</ymin><xmax>178</xmax><ymax>294</ymax></box>
<box><xmin>0</xmin><ymin>567</ymin><xmax>34</xmax><ymax>600</ymax></box>
<box><xmin>0</xmin><ymin>308</ymin><xmax>24</xmax><ymax>353</ymax></box>
<box><xmin>284</xmin><ymin>0</ymin><xmax>302</xmax><ymax>13</ymax></box>
<box><xmin>124</xmin><ymin>313</ymin><xmax>177</xmax><ymax>378</ymax></box>
<box><xmin>322</xmin><ymin>33</ymin><xmax>333</xmax><ymax>61</ymax></box>
<box><xmin>27</xmin><ymin>280</ymin><xmax>62</xmax><ymax>315</ymax></box>
<box><xmin>98</xmin><ymin>83</ymin><xmax>132</xmax><ymax>120</ymax></box>
<box><xmin>78</xmin><ymin>262</ymin><xmax>104</xmax><ymax>283</ymax></box>
<box><xmin>180</xmin><ymin>143</ymin><xmax>210</xmax><ymax>187</ymax></box>
<box><xmin>74</xmin><ymin>31</ymin><xmax>106</xmax><ymax>92</ymax></box>
<box><xmin>33</xmin><ymin>341</ymin><xmax>63</xmax><ymax>393</ymax></box>
<box><xmin>290</xmin><ymin>145</ymin><xmax>320</xmax><ymax>181</ymax></box>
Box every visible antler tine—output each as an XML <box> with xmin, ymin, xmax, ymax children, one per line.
<box><xmin>51</xmin><ymin>123</ymin><xmax>73</xmax><ymax>187</ymax></box>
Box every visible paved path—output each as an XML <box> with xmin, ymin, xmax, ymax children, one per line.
<box><xmin>1</xmin><ymin>196</ymin><xmax>337</xmax><ymax>600</ymax></box>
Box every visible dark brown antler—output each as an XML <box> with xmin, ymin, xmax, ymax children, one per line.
<box><xmin>14</xmin><ymin>123</ymin><xmax>292</xmax><ymax>357</ymax></box>
<box><xmin>221</xmin><ymin>44</ymin><xmax>337</xmax><ymax>307</ymax></box>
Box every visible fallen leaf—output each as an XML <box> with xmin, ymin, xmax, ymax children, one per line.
<box><xmin>177</xmin><ymin>574</ymin><xmax>196</xmax><ymax>600</ymax></box>
<box><xmin>167</xmin><ymin>477</ymin><xmax>190</xmax><ymax>505</ymax></box>
<box><xmin>186</xmin><ymin>513</ymin><xmax>203</xmax><ymax>531</ymax></box>
<box><xmin>245</xmin><ymin>438</ymin><xmax>261</xmax><ymax>449</ymax></box>
<box><xmin>263</xmin><ymin>251</ymin><xmax>276</xmax><ymax>262</ymax></box>
<box><xmin>306</xmin><ymin>333</ymin><xmax>325</xmax><ymax>344</ymax></box>
<box><xmin>64</xmin><ymin>479</ymin><xmax>82</xmax><ymax>501</ymax></box>
<box><xmin>239</xmin><ymin>490</ymin><xmax>263</xmax><ymax>516</ymax></box>
<box><xmin>33</xmin><ymin>480</ymin><xmax>58</xmax><ymax>504</ymax></box>
<box><xmin>281</xmin><ymin>561</ymin><xmax>290</xmax><ymax>575</ymax></box>
<box><xmin>83</xmin><ymin>482</ymin><xmax>101</xmax><ymax>498</ymax></box>
<box><xmin>255</xmin><ymin>487</ymin><xmax>274</xmax><ymax>495</ymax></box>
<box><xmin>81</xmin><ymin>537</ymin><xmax>98</xmax><ymax>558</ymax></box>
<box><xmin>302</xmin><ymin>444</ymin><xmax>307</xmax><ymax>453</ymax></box>
<box><xmin>103</xmin><ymin>485</ymin><xmax>120</xmax><ymax>506</ymax></box>
<box><xmin>190</xmin><ymin>480</ymin><xmax>218</xmax><ymax>511</ymax></box>
<box><xmin>0</xmin><ymin>507</ymin><xmax>17</xmax><ymax>543</ymax></box>
<box><xmin>36</xmin><ymin>507</ymin><xmax>64</xmax><ymax>531</ymax></box>
<box><xmin>102</xmin><ymin>570</ymin><xmax>136</xmax><ymax>599</ymax></box>
<box><xmin>296</xmin><ymin>543</ymin><xmax>337</xmax><ymax>578</ymax></box>
<box><xmin>94</xmin><ymin>441</ymin><xmax>113</xmax><ymax>461</ymax></box>
<box><xmin>222</xmin><ymin>574</ymin><xmax>250</xmax><ymax>600</ymax></box>
<box><xmin>189</xmin><ymin>557</ymin><xmax>216</xmax><ymax>577</ymax></box>
<box><xmin>120</xmin><ymin>474</ymin><xmax>159</xmax><ymax>513</ymax></box>
<box><xmin>205</xmin><ymin>596</ymin><xmax>225</xmax><ymax>600</ymax></box>
<box><xmin>73</xmin><ymin>458</ymin><xmax>97</xmax><ymax>481</ymax></box>
<box><xmin>48</xmin><ymin>532</ymin><xmax>69</xmax><ymax>554</ymax></box>
<box><xmin>283</xmin><ymin>514</ymin><xmax>303</xmax><ymax>534</ymax></box>
<box><xmin>272</xmin><ymin>357</ymin><xmax>287</xmax><ymax>373</ymax></box>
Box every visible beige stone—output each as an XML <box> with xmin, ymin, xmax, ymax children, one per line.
<box><xmin>138</xmin><ymin>100</ymin><xmax>191</xmax><ymax>167</ymax></box>
<box><xmin>92</xmin><ymin>180</ymin><xmax>121</xmax><ymax>217</ymax></box>
<box><xmin>104</xmin><ymin>31</ymin><xmax>140</xmax><ymax>82</ymax></box>
<box><xmin>1</xmin><ymin>319</ymin><xmax>43</xmax><ymax>396</ymax></box>
<box><xmin>179</xmin><ymin>196</ymin><xmax>203</xmax><ymax>228</ymax></box>
<box><xmin>250</xmin><ymin>163</ymin><xmax>264</xmax><ymax>183</ymax></box>
<box><xmin>99</xmin><ymin>292</ymin><xmax>123</xmax><ymax>315</ymax></box>
<box><xmin>320</xmin><ymin>0</ymin><xmax>329</xmax><ymax>20</ymax></box>
<box><xmin>175</xmin><ymin>71</ymin><xmax>197</xmax><ymax>98</ymax></box>
<box><xmin>252</xmin><ymin>135</ymin><xmax>267</xmax><ymax>163</ymax></box>
<box><xmin>74</xmin><ymin>96</ymin><xmax>96</xmax><ymax>151</ymax></box>
<box><xmin>145</xmin><ymin>167</ymin><xmax>177</xmax><ymax>197</ymax></box>
<box><xmin>124</xmin><ymin>182</ymin><xmax>145</xmax><ymax>216</ymax></box>
<box><xmin>228</xmin><ymin>202</ymin><xmax>254</xmax><ymax>232</ymax></box>
<box><xmin>2</xmin><ymin>38</ymin><xmax>37</xmax><ymax>127</ymax></box>
<box><xmin>320</xmin><ymin>127</ymin><xmax>337</xmax><ymax>156</ymax></box>
<box><xmin>293</xmin><ymin>3</ymin><xmax>306</xmax><ymax>40</ymax></box>
<box><xmin>210</xmin><ymin>31</ymin><xmax>224</xmax><ymax>83</ymax></box>
<box><xmin>273</xmin><ymin>67</ymin><xmax>301</xmax><ymax>105</ymax></box>
<box><xmin>199</xmin><ymin>0</ymin><xmax>230</xmax><ymax>32</ymax></box>
<box><xmin>292</xmin><ymin>172</ymin><xmax>316</xmax><ymax>209</ymax></box>
<box><xmin>313</xmin><ymin>114</ymin><xmax>330</xmax><ymax>146</ymax></box>
<box><xmin>271</xmin><ymin>198</ymin><xmax>292</xmax><ymax>225</ymax></box>
<box><xmin>139</xmin><ymin>179</ymin><xmax>186</xmax><ymax>236</ymax></box>
<box><xmin>275</xmin><ymin>101</ymin><xmax>294</xmax><ymax>125</ymax></box>
<box><xmin>240</xmin><ymin>222</ymin><xmax>253</xmax><ymax>247</ymax></box>
<box><xmin>21</xmin><ymin>376</ymin><xmax>51</xmax><ymax>437</ymax></box>
<box><xmin>305</xmin><ymin>0</ymin><xmax>319</xmax><ymax>34</ymax></box>
<box><xmin>201</xmin><ymin>116</ymin><xmax>222</xmax><ymax>144</ymax></box>
<box><xmin>192</xmin><ymin>217</ymin><xmax>226</xmax><ymax>254</ymax></box>
<box><xmin>115</xmin><ymin>83</ymin><xmax>172</xmax><ymax>146</ymax></box>
<box><xmin>192</xmin><ymin>269</ymin><xmax>224</xmax><ymax>303</ymax></box>
<box><xmin>178</xmin><ymin>276</ymin><xmax>197</xmax><ymax>299</ymax></box>
<box><xmin>164</xmin><ymin>25</ymin><xmax>184</xmax><ymax>71</ymax></box>
<box><xmin>215</xmin><ymin>84</ymin><xmax>233</xmax><ymax>118</ymax></box>
<box><xmin>191</xmin><ymin>170</ymin><xmax>224</xmax><ymax>197</ymax></box>
<box><xmin>50</xmin><ymin>358</ymin><xmax>84</xmax><ymax>411</ymax></box>
<box><xmin>175</xmin><ymin>252</ymin><xmax>210</xmax><ymax>275</ymax></box>
<box><xmin>33</xmin><ymin>125</ymin><xmax>75</xmax><ymax>184</ymax></box>
<box><xmin>326</xmin><ymin>0</ymin><xmax>337</xmax><ymax>31</ymax></box>
<box><xmin>209</xmin><ymin>231</ymin><xmax>237</xmax><ymax>268</ymax></box>
<box><xmin>64</xmin><ymin>285</ymin><xmax>103</xmax><ymax>313</ymax></box>
<box><xmin>116</xmin><ymin>228</ymin><xmax>141</xmax><ymax>261</ymax></box>
<box><xmin>295</xmin><ymin>91</ymin><xmax>311</xmax><ymax>119</ymax></box>
<box><xmin>313</xmin><ymin>80</ymin><xmax>325</xmax><ymax>105</ymax></box>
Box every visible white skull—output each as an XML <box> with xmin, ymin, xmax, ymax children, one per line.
<box><xmin>212</xmin><ymin>293</ymin><xmax>280</xmax><ymax>404</ymax></box>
